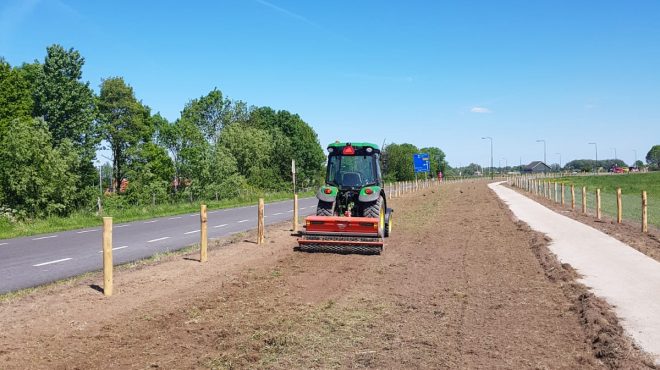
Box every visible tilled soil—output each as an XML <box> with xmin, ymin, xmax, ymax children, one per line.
<box><xmin>0</xmin><ymin>182</ymin><xmax>653</xmax><ymax>369</ymax></box>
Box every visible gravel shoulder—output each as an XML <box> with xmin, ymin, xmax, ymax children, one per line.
<box><xmin>0</xmin><ymin>182</ymin><xmax>653</xmax><ymax>369</ymax></box>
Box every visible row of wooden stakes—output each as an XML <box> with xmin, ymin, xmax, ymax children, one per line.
<box><xmin>508</xmin><ymin>177</ymin><xmax>649</xmax><ymax>233</ymax></box>
<box><xmin>101</xmin><ymin>196</ymin><xmax>301</xmax><ymax>297</ymax></box>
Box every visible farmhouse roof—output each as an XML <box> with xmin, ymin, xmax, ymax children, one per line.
<box><xmin>523</xmin><ymin>161</ymin><xmax>551</xmax><ymax>171</ymax></box>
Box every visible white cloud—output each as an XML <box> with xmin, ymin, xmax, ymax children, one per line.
<box><xmin>470</xmin><ymin>106</ymin><xmax>492</xmax><ymax>114</ymax></box>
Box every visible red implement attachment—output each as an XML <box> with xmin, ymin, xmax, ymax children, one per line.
<box><xmin>296</xmin><ymin>216</ymin><xmax>383</xmax><ymax>255</ymax></box>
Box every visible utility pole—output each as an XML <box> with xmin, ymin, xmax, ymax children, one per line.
<box><xmin>482</xmin><ymin>136</ymin><xmax>493</xmax><ymax>179</ymax></box>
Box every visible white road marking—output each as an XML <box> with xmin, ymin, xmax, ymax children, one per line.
<box><xmin>144</xmin><ymin>220</ymin><xmax>158</xmax><ymax>224</ymax></box>
<box><xmin>0</xmin><ymin>243</ymin><xmax>8</xmax><ymax>246</ymax></box>
<box><xmin>237</xmin><ymin>219</ymin><xmax>249</xmax><ymax>223</ymax></box>
<box><xmin>147</xmin><ymin>237</ymin><xmax>170</xmax><ymax>243</ymax></box>
<box><xmin>213</xmin><ymin>224</ymin><xmax>228</xmax><ymax>228</ymax></box>
<box><xmin>184</xmin><ymin>230</ymin><xmax>200</xmax><ymax>235</ymax></box>
<box><xmin>32</xmin><ymin>235</ymin><xmax>57</xmax><ymax>241</ymax></box>
<box><xmin>169</xmin><ymin>216</ymin><xmax>182</xmax><ymax>220</ymax></box>
<box><xmin>76</xmin><ymin>229</ymin><xmax>99</xmax><ymax>234</ymax></box>
<box><xmin>98</xmin><ymin>246</ymin><xmax>129</xmax><ymax>253</ymax></box>
<box><xmin>287</xmin><ymin>210</ymin><xmax>293</xmax><ymax>213</ymax></box>
<box><xmin>33</xmin><ymin>258</ymin><xmax>72</xmax><ymax>267</ymax></box>
<box><xmin>189</xmin><ymin>214</ymin><xmax>199</xmax><ymax>217</ymax></box>
<box><xmin>273</xmin><ymin>212</ymin><xmax>283</xmax><ymax>216</ymax></box>
<box><xmin>115</xmin><ymin>224</ymin><xmax>129</xmax><ymax>228</ymax></box>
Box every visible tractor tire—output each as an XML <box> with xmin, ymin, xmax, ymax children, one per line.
<box><xmin>363</xmin><ymin>196</ymin><xmax>385</xmax><ymax>236</ymax></box>
<box><xmin>384</xmin><ymin>208</ymin><xmax>392</xmax><ymax>237</ymax></box>
<box><xmin>316</xmin><ymin>200</ymin><xmax>335</xmax><ymax>216</ymax></box>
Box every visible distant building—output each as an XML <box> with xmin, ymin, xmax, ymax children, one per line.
<box><xmin>522</xmin><ymin>161</ymin><xmax>551</xmax><ymax>173</ymax></box>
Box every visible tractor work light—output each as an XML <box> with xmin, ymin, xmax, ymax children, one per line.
<box><xmin>342</xmin><ymin>145</ymin><xmax>355</xmax><ymax>155</ymax></box>
<box><xmin>366</xmin><ymin>147</ymin><xmax>373</xmax><ymax>153</ymax></box>
<box><xmin>328</xmin><ymin>147</ymin><xmax>334</xmax><ymax>153</ymax></box>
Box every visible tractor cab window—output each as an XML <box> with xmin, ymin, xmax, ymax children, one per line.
<box><xmin>327</xmin><ymin>154</ymin><xmax>377</xmax><ymax>188</ymax></box>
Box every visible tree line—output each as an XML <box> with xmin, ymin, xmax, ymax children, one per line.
<box><xmin>0</xmin><ymin>45</ymin><xmax>325</xmax><ymax>219</ymax></box>
<box><xmin>381</xmin><ymin>143</ymin><xmax>447</xmax><ymax>181</ymax></box>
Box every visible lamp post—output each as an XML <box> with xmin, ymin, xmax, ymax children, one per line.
<box><xmin>611</xmin><ymin>147</ymin><xmax>617</xmax><ymax>161</ymax></box>
<box><xmin>589</xmin><ymin>142</ymin><xmax>598</xmax><ymax>172</ymax></box>
<box><xmin>633</xmin><ymin>149</ymin><xmax>637</xmax><ymax>164</ymax></box>
<box><xmin>536</xmin><ymin>139</ymin><xmax>546</xmax><ymax>165</ymax></box>
<box><xmin>482</xmin><ymin>136</ymin><xmax>493</xmax><ymax>179</ymax></box>
<box><xmin>555</xmin><ymin>152</ymin><xmax>561</xmax><ymax>171</ymax></box>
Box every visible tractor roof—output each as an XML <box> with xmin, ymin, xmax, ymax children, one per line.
<box><xmin>327</xmin><ymin>142</ymin><xmax>379</xmax><ymax>150</ymax></box>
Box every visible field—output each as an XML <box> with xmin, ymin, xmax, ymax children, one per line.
<box><xmin>554</xmin><ymin>172</ymin><xmax>659</xmax><ymax>227</ymax></box>
<box><xmin>0</xmin><ymin>181</ymin><xmax>652</xmax><ymax>369</ymax></box>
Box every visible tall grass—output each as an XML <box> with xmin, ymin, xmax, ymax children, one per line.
<box><xmin>0</xmin><ymin>190</ymin><xmax>314</xmax><ymax>240</ymax></box>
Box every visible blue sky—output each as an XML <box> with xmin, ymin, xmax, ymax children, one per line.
<box><xmin>1</xmin><ymin>0</ymin><xmax>659</xmax><ymax>168</ymax></box>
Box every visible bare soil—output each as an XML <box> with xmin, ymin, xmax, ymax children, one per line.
<box><xmin>0</xmin><ymin>182</ymin><xmax>654</xmax><ymax>369</ymax></box>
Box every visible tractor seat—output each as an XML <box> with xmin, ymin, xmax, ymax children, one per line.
<box><xmin>342</xmin><ymin>172</ymin><xmax>362</xmax><ymax>187</ymax></box>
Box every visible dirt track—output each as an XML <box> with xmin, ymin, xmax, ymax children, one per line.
<box><xmin>0</xmin><ymin>182</ymin><xmax>653</xmax><ymax>369</ymax></box>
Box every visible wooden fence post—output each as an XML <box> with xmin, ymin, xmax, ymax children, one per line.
<box><xmin>571</xmin><ymin>185</ymin><xmax>575</xmax><ymax>210</ymax></box>
<box><xmin>200</xmin><ymin>204</ymin><xmax>208</xmax><ymax>262</ymax></box>
<box><xmin>293</xmin><ymin>194</ymin><xmax>299</xmax><ymax>232</ymax></box>
<box><xmin>642</xmin><ymin>191</ymin><xmax>648</xmax><ymax>233</ymax></box>
<box><xmin>582</xmin><ymin>186</ymin><xmax>587</xmax><ymax>214</ymax></box>
<box><xmin>102</xmin><ymin>217</ymin><xmax>113</xmax><ymax>296</ymax></box>
<box><xmin>561</xmin><ymin>183</ymin><xmax>565</xmax><ymax>206</ymax></box>
<box><xmin>616</xmin><ymin>188</ymin><xmax>622</xmax><ymax>223</ymax></box>
<box><xmin>258</xmin><ymin>198</ymin><xmax>265</xmax><ymax>244</ymax></box>
<box><xmin>596</xmin><ymin>189</ymin><xmax>602</xmax><ymax>220</ymax></box>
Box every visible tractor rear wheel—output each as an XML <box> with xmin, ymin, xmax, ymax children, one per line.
<box><xmin>316</xmin><ymin>200</ymin><xmax>335</xmax><ymax>216</ymax></box>
<box><xmin>363</xmin><ymin>196</ymin><xmax>385</xmax><ymax>236</ymax></box>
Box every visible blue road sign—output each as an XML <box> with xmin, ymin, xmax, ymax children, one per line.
<box><xmin>413</xmin><ymin>153</ymin><xmax>430</xmax><ymax>173</ymax></box>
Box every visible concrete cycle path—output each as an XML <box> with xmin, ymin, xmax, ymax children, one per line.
<box><xmin>489</xmin><ymin>181</ymin><xmax>660</xmax><ymax>363</ymax></box>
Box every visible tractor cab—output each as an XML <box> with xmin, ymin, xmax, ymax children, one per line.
<box><xmin>326</xmin><ymin>143</ymin><xmax>382</xmax><ymax>190</ymax></box>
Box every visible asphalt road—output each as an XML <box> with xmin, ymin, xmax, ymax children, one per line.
<box><xmin>0</xmin><ymin>197</ymin><xmax>317</xmax><ymax>294</ymax></box>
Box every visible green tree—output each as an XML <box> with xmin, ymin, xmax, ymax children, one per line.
<box><xmin>124</xmin><ymin>142</ymin><xmax>175</xmax><ymax>205</ymax></box>
<box><xmin>33</xmin><ymin>45</ymin><xmax>97</xmax><ymax>154</ymax></box>
<box><xmin>646</xmin><ymin>145</ymin><xmax>660</xmax><ymax>170</ymax></box>
<box><xmin>247</xmin><ymin>107</ymin><xmax>325</xmax><ymax>187</ymax></box>
<box><xmin>420</xmin><ymin>146</ymin><xmax>448</xmax><ymax>176</ymax></box>
<box><xmin>0</xmin><ymin>59</ymin><xmax>34</xmax><ymax>130</ymax></box>
<box><xmin>382</xmin><ymin>143</ymin><xmax>419</xmax><ymax>181</ymax></box>
<box><xmin>98</xmin><ymin>77</ymin><xmax>152</xmax><ymax>192</ymax></box>
<box><xmin>218</xmin><ymin>123</ymin><xmax>274</xmax><ymax>187</ymax></box>
<box><xmin>0</xmin><ymin>118</ymin><xmax>81</xmax><ymax>217</ymax></box>
<box><xmin>180</xmin><ymin>89</ymin><xmax>247</xmax><ymax>144</ymax></box>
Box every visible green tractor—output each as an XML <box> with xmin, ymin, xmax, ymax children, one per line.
<box><xmin>297</xmin><ymin>142</ymin><xmax>392</xmax><ymax>254</ymax></box>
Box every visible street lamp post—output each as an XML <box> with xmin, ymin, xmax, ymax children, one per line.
<box><xmin>482</xmin><ymin>136</ymin><xmax>493</xmax><ymax>179</ymax></box>
<box><xmin>611</xmin><ymin>147</ymin><xmax>617</xmax><ymax>161</ymax></box>
<box><xmin>555</xmin><ymin>152</ymin><xmax>561</xmax><ymax>171</ymax></box>
<box><xmin>536</xmin><ymin>139</ymin><xmax>546</xmax><ymax>165</ymax></box>
<box><xmin>589</xmin><ymin>142</ymin><xmax>598</xmax><ymax>172</ymax></box>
